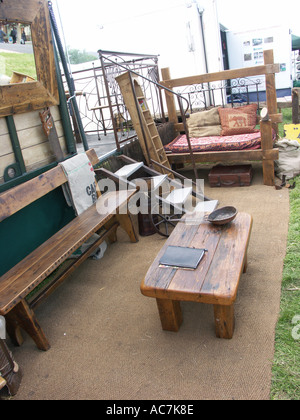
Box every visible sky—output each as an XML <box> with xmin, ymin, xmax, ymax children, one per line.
<box><xmin>53</xmin><ymin>0</ymin><xmax>300</xmax><ymax>55</ymax></box>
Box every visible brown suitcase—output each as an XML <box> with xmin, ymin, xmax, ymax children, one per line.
<box><xmin>208</xmin><ymin>165</ymin><xmax>253</xmax><ymax>187</ymax></box>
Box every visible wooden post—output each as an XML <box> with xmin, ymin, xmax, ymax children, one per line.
<box><xmin>261</xmin><ymin>119</ymin><xmax>275</xmax><ymax>186</ymax></box>
<box><xmin>116</xmin><ymin>213</ymin><xmax>139</xmax><ymax>243</ymax></box>
<box><xmin>292</xmin><ymin>88</ymin><xmax>300</xmax><ymax>124</ymax></box>
<box><xmin>264</xmin><ymin>50</ymin><xmax>278</xmax><ymax>137</ymax></box>
<box><xmin>161</xmin><ymin>68</ymin><xmax>178</xmax><ymax>126</ymax></box>
<box><xmin>156</xmin><ymin>299</ymin><xmax>183</xmax><ymax>332</ymax></box>
<box><xmin>5</xmin><ymin>300</ymin><xmax>50</xmax><ymax>351</ymax></box>
<box><xmin>214</xmin><ymin>304</ymin><xmax>235</xmax><ymax>339</ymax></box>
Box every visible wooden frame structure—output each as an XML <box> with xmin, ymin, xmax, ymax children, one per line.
<box><xmin>160</xmin><ymin>50</ymin><xmax>281</xmax><ymax>186</ymax></box>
<box><xmin>0</xmin><ymin>0</ymin><xmax>59</xmax><ymax>117</ymax></box>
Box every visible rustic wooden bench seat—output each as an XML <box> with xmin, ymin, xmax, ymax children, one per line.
<box><xmin>0</xmin><ymin>149</ymin><xmax>138</xmax><ymax>351</ymax></box>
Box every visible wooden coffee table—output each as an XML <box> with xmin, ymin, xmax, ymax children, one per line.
<box><xmin>141</xmin><ymin>212</ymin><xmax>253</xmax><ymax>339</ymax></box>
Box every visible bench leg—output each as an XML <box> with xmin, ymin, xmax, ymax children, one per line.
<box><xmin>262</xmin><ymin>159</ymin><xmax>275</xmax><ymax>186</ymax></box>
<box><xmin>116</xmin><ymin>213</ymin><xmax>139</xmax><ymax>243</ymax></box>
<box><xmin>213</xmin><ymin>304</ymin><xmax>235</xmax><ymax>339</ymax></box>
<box><xmin>5</xmin><ymin>300</ymin><xmax>50</xmax><ymax>351</ymax></box>
<box><xmin>156</xmin><ymin>299</ymin><xmax>183</xmax><ymax>332</ymax></box>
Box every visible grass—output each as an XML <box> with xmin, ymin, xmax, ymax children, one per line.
<box><xmin>278</xmin><ymin>109</ymin><xmax>293</xmax><ymax>138</ymax></box>
<box><xmin>0</xmin><ymin>52</ymin><xmax>37</xmax><ymax>79</ymax></box>
<box><xmin>270</xmin><ymin>109</ymin><xmax>300</xmax><ymax>400</ymax></box>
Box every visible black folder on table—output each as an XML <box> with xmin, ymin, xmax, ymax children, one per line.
<box><xmin>159</xmin><ymin>246</ymin><xmax>207</xmax><ymax>270</ymax></box>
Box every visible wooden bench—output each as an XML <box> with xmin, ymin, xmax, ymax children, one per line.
<box><xmin>0</xmin><ymin>149</ymin><xmax>138</xmax><ymax>351</ymax></box>
<box><xmin>141</xmin><ymin>212</ymin><xmax>252</xmax><ymax>339</ymax></box>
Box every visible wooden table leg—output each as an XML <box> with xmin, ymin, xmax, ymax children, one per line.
<box><xmin>214</xmin><ymin>304</ymin><xmax>235</xmax><ymax>339</ymax></box>
<box><xmin>156</xmin><ymin>299</ymin><xmax>183</xmax><ymax>332</ymax></box>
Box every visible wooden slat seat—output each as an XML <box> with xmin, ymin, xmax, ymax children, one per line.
<box><xmin>0</xmin><ymin>189</ymin><xmax>137</xmax><ymax>316</ymax></box>
<box><xmin>0</xmin><ymin>150</ymin><xmax>138</xmax><ymax>351</ymax></box>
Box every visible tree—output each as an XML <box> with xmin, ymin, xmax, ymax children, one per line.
<box><xmin>67</xmin><ymin>48</ymin><xmax>97</xmax><ymax>64</ymax></box>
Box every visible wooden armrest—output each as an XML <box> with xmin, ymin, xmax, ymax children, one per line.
<box><xmin>269</xmin><ymin>113</ymin><xmax>282</xmax><ymax>123</ymax></box>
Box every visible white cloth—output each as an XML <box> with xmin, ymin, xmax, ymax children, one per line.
<box><xmin>275</xmin><ymin>139</ymin><xmax>300</xmax><ymax>180</ymax></box>
<box><xmin>59</xmin><ymin>154</ymin><xmax>97</xmax><ymax>215</ymax></box>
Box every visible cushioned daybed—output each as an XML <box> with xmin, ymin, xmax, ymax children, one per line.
<box><xmin>160</xmin><ymin>50</ymin><xmax>281</xmax><ymax>186</ymax></box>
<box><xmin>164</xmin><ymin>105</ymin><xmax>274</xmax><ymax>154</ymax></box>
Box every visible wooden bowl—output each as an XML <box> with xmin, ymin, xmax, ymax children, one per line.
<box><xmin>207</xmin><ymin>206</ymin><xmax>238</xmax><ymax>226</ymax></box>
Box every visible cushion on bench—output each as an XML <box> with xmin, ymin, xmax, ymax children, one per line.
<box><xmin>187</xmin><ymin>107</ymin><xmax>222</xmax><ymax>137</ymax></box>
<box><xmin>164</xmin><ymin>131</ymin><xmax>262</xmax><ymax>153</ymax></box>
<box><xmin>218</xmin><ymin>104</ymin><xmax>258</xmax><ymax>136</ymax></box>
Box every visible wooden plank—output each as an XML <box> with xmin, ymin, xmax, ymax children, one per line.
<box><xmin>264</xmin><ymin>50</ymin><xmax>278</xmax><ymax>116</ymax></box>
<box><xmin>160</xmin><ymin>63</ymin><xmax>280</xmax><ymax>89</ymax></box>
<box><xmin>0</xmin><ymin>376</ymin><xmax>7</xmax><ymax>390</ymax></box>
<box><xmin>0</xmin><ymin>0</ymin><xmax>42</xmax><ymax>23</ymax></box>
<box><xmin>292</xmin><ymin>88</ymin><xmax>300</xmax><ymax>124</ymax></box>
<box><xmin>116</xmin><ymin>72</ymin><xmax>172</xmax><ymax>176</ymax></box>
<box><xmin>167</xmin><ymin>148</ymin><xmax>278</xmax><ymax>164</ymax></box>
<box><xmin>114</xmin><ymin>162</ymin><xmax>144</xmax><ymax>178</ymax></box>
<box><xmin>0</xmin><ymin>134</ymin><xmax>14</xmax><ymax>156</ymax></box>
<box><xmin>214</xmin><ymin>304</ymin><xmax>235</xmax><ymax>339</ymax></box>
<box><xmin>22</xmin><ymin>141</ymin><xmax>57</xmax><ymax>170</ymax></box>
<box><xmin>0</xmin><ymin>118</ymin><xmax>8</xmax><ymax>136</ymax></box>
<box><xmin>5</xmin><ymin>299</ymin><xmax>50</xmax><ymax>351</ymax></box>
<box><xmin>0</xmin><ymin>1</ymin><xmax>59</xmax><ymax>118</ymax></box>
<box><xmin>167</xmin><ymin>223</ymin><xmax>222</xmax><ymax>297</ymax></box>
<box><xmin>156</xmin><ymin>299</ymin><xmax>183</xmax><ymax>332</ymax></box>
<box><xmin>0</xmin><ymin>165</ymin><xmax>66</xmax><ymax>222</ymax></box>
<box><xmin>29</xmin><ymin>222</ymin><xmax>120</xmax><ymax>309</ymax></box>
<box><xmin>167</xmin><ymin>149</ymin><xmax>265</xmax><ymax>164</ymax></box>
<box><xmin>86</xmin><ymin>148</ymin><xmax>100</xmax><ymax>166</ymax></box>
<box><xmin>261</xmin><ymin>119</ymin><xmax>276</xmax><ymax>186</ymax></box>
<box><xmin>0</xmin><ymin>149</ymin><xmax>99</xmax><ymax>221</ymax></box>
<box><xmin>0</xmin><ymin>108</ymin><xmax>67</xmax><ymax>179</ymax></box>
<box><xmin>116</xmin><ymin>73</ymin><xmax>152</xmax><ymax>166</ymax></box>
<box><xmin>161</xmin><ymin>68</ymin><xmax>178</xmax><ymax>125</ymax></box>
<box><xmin>0</xmin><ymin>82</ymin><xmax>57</xmax><ymax>118</ymax></box>
<box><xmin>0</xmin><ymin>154</ymin><xmax>16</xmax><ymax>180</ymax></box>
<box><xmin>264</xmin><ymin>50</ymin><xmax>279</xmax><ymax>140</ymax></box>
<box><xmin>200</xmin><ymin>213</ymin><xmax>252</xmax><ymax>305</ymax></box>
<box><xmin>13</xmin><ymin>106</ymin><xmax>62</xmax><ymax>131</ymax></box>
<box><xmin>141</xmin><ymin>221</ymin><xmax>203</xmax><ymax>296</ymax></box>
<box><xmin>269</xmin><ymin>113</ymin><xmax>282</xmax><ymax>124</ymax></box>
<box><xmin>17</xmin><ymin>122</ymin><xmax>64</xmax><ymax>149</ymax></box>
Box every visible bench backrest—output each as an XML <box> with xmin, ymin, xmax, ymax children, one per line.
<box><xmin>160</xmin><ymin>49</ymin><xmax>280</xmax><ymax>133</ymax></box>
<box><xmin>0</xmin><ymin>149</ymin><xmax>99</xmax><ymax>276</ymax></box>
<box><xmin>0</xmin><ymin>149</ymin><xmax>99</xmax><ymax>223</ymax></box>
